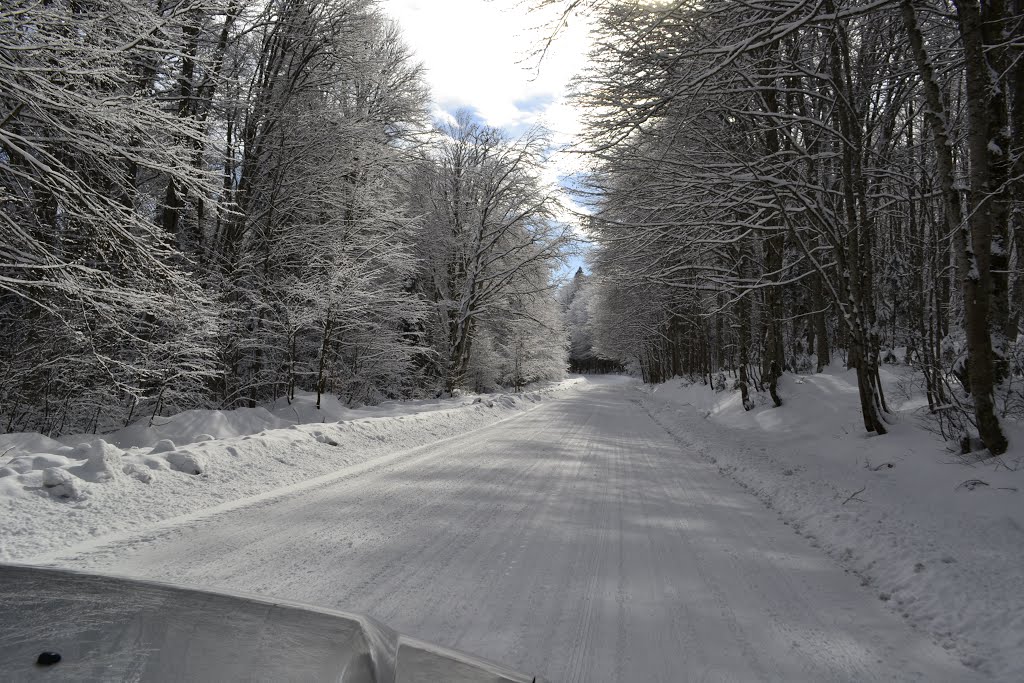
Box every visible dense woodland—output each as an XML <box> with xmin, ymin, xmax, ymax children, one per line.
<box><xmin>548</xmin><ymin>0</ymin><xmax>1023</xmax><ymax>455</ymax></box>
<box><xmin>0</xmin><ymin>0</ymin><xmax>570</xmax><ymax>436</ymax></box>
<box><xmin>2</xmin><ymin>0</ymin><xmax>1022</xmax><ymax>458</ymax></box>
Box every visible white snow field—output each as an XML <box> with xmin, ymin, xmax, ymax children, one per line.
<box><xmin>642</xmin><ymin>367</ymin><xmax>1024</xmax><ymax>682</ymax></box>
<box><xmin>13</xmin><ymin>376</ymin><xmax>991</xmax><ymax>682</ymax></box>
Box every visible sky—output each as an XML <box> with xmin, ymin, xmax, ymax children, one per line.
<box><xmin>379</xmin><ymin>0</ymin><xmax>593</xmax><ymax>274</ymax></box>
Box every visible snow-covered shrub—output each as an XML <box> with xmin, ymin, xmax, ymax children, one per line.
<box><xmin>791</xmin><ymin>353</ymin><xmax>815</xmax><ymax>373</ymax></box>
<box><xmin>464</xmin><ymin>330</ymin><xmax>502</xmax><ymax>394</ymax></box>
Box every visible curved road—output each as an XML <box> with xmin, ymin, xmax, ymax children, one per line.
<box><xmin>49</xmin><ymin>378</ymin><xmax>978</xmax><ymax>681</ymax></box>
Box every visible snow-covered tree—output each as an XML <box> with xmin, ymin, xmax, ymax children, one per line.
<box><xmin>205</xmin><ymin>1</ymin><xmax>431</xmax><ymax>408</ymax></box>
<box><xmin>563</xmin><ymin>0</ymin><xmax>1023</xmax><ymax>453</ymax></box>
<box><xmin>0</xmin><ymin>0</ymin><xmax>438</xmax><ymax>432</ymax></box>
<box><xmin>0</xmin><ymin>0</ymin><xmax>221</xmax><ymax>433</ymax></box>
<box><xmin>411</xmin><ymin>113</ymin><xmax>572</xmax><ymax>393</ymax></box>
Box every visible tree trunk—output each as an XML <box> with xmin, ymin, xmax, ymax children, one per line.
<box><xmin>825</xmin><ymin>2</ymin><xmax>887</xmax><ymax>434</ymax></box>
<box><xmin>811</xmin><ymin>272</ymin><xmax>830</xmax><ymax>372</ymax></box>
<box><xmin>953</xmin><ymin>0</ymin><xmax>1009</xmax><ymax>454</ymax></box>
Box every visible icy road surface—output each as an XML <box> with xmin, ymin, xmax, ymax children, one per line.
<box><xmin>42</xmin><ymin>378</ymin><xmax>979</xmax><ymax>682</ymax></box>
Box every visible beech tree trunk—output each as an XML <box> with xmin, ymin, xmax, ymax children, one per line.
<box><xmin>951</xmin><ymin>0</ymin><xmax>1009</xmax><ymax>454</ymax></box>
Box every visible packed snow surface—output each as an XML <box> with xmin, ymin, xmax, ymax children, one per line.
<box><xmin>9</xmin><ymin>376</ymin><xmax>995</xmax><ymax>682</ymax></box>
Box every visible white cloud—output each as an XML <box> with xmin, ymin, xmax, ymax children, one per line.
<box><xmin>381</xmin><ymin>0</ymin><xmax>594</xmax><ymax>244</ymax></box>
<box><xmin>380</xmin><ymin>0</ymin><xmax>591</xmax><ymax>142</ymax></box>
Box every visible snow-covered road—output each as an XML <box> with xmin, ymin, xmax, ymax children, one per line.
<box><xmin>43</xmin><ymin>378</ymin><xmax>979</xmax><ymax>682</ymax></box>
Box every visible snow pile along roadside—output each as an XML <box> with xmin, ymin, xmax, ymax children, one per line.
<box><xmin>639</xmin><ymin>367</ymin><xmax>1024</xmax><ymax>682</ymax></box>
<box><xmin>0</xmin><ymin>379</ymin><xmax>585</xmax><ymax>562</ymax></box>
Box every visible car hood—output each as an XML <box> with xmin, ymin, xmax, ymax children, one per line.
<box><xmin>0</xmin><ymin>563</ymin><xmax>539</xmax><ymax>682</ymax></box>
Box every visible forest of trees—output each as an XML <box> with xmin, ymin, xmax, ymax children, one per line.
<box><xmin>0</xmin><ymin>0</ymin><xmax>570</xmax><ymax>436</ymax></box>
<box><xmin>4</xmin><ymin>0</ymin><xmax>1022</xmax><ymax>458</ymax></box>
<box><xmin>542</xmin><ymin>0</ymin><xmax>1023</xmax><ymax>455</ymax></box>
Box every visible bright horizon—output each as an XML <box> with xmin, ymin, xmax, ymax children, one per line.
<box><xmin>381</xmin><ymin>0</ymin><xmax>594</xmax><ymax>275</ymax></box>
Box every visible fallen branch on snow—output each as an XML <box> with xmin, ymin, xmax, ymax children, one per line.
<box><xmin>842</xmin><ymin>486</ymin><xmax>867</xmax><ymax>505</ymax></box>
<box><xmin>864</xmin><ymin>457</ymin><xmax>894</xmax><ymax>471</ymax></box>
<box><xmin>955</xmin><ymin>478</ymin><xmax>1018</xmax><ymax>492</ymax></box>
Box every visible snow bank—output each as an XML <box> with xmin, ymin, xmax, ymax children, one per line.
<box><xmin>0</xmin><ymin>389</ymin><xmax>549</xmax><ymax>459</ymax></box>
<box><xmin>640</xmin><ymin>368</ymin><xmax>1023</xmax><ymax>681</ymax></box>
<box><xmin>0</xmin><ymin>379</ymin><xmax>585</xmax><ymax>562</ymax></box>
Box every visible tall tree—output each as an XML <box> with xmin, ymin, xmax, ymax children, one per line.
<box><xmin>412</xmin><ymin>114</ymin><xmax>572</xmax><ymax>393</ymax></box>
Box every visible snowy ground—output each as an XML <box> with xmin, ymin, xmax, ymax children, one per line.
<box><xmin>0</xmin><ymin>380</ymin><xmax>583</xmax><ymax>561</ymax></box>
<box><xmin>5</xmin><ymin>376</ymin><xmax>990</xmax><ymax>682</ymax></box>
<box><xmin>640</xmin><ymin>367</ymin><xmax>1024</xmax><ymax>681</ymax></box>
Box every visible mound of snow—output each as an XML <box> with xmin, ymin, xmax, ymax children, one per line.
<box><xmin>311</xmin><ymin>431</ymin><xmax>341</xmax><ymax>447</ymax></box>
<box><xmin>164</xmin><ymin>451</ymin><xmax>206</xmax><ymax>475</ymax></box>
<box><xmin>112</xmin><ymin>407</ymin><xmax>290</xmax><ymax>451</ymax></box>
<box><xmin>68</xmin><ymin>440</ymin><xmax>124</xmax><ymax>483</ymax></box>
<box><xmin>4</xmin><ymin>453</ymin><xmax>72</xmax><ymax>474</ymax></box>
<box><xmin>42</xmin><ymin>467</ymin><xmax>86</xmax><ymax>501</ymax></box>
<box><xmin>150</xmin><ymin>439</ymin><xmax>176</xmax><ymax>454</ymax></box>
<box><xmin>0</xmin><ymin>432</ymin><xmax>67</xmax><ymax>460</ymax></box>
<box><xmin>131</xmin><ymin>454</ymin><xmax>171</xmax><ymax>471</ymax></box>
<box><xmin>122</xmin><ymin>463</ymin><xmax>156</xmax><ymax>484</ymax></box>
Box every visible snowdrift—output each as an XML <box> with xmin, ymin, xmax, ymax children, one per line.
<box><xmin>641</xmin><ymin>367</ymin><xmax>1024</xmax><ymax>681</ymax></box>
<box><xmin>0</xmin><ymin>380</ymin><xmax>584</xmax><ymax>562</ymax></box>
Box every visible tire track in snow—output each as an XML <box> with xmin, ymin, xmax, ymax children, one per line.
<box><xmin>47</xmin><ymin>378</ymin><xmax>984</xmax><ymax>682</ymax></box>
